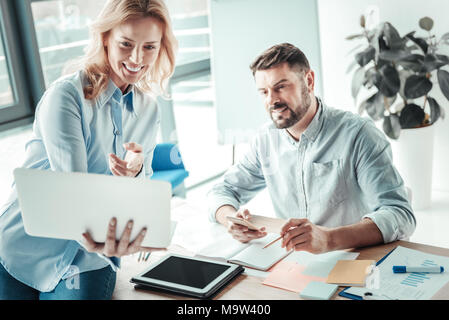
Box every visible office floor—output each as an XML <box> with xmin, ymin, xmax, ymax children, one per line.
<box><xmin>1</xmin><ymin>125</ymin><xmax>448</xmax><ymax>249</ymax></box>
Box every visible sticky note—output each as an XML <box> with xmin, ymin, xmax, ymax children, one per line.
<box><xmin>302</xmin><ymin>260</ymin><xmax>337</xmax><ymax>278</ymax></box>
<box><xmin>300</xmin><ymin>281</ymin><xmax>338</xmax><ymax>300</ymax></box>
<box><xmin>262</xmin><ymin>261</ymin><xmax>326</xmax><ymax>293</ymax></box>
<box><xmin>326</xmin><ymin>260</ymin><xmax>376</xmax><ymax>286</ymax></box>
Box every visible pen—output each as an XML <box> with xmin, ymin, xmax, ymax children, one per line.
<box><xmin>392</xmin><ymin>265</ymin><xmax>445</xmax><ymax>273</ymax></box>
<box><xmin>264</xmin><ymin>226</ymin><xmax>296</xmax><ymax>249</ymax></box>
<box><xmin>363</xmin><ymin>292</ymin><xmax>384</xmax><ymax>300</ymax></box>
<box><xmin>263</xmin><ymin>236</ymin><xmax>282</xmax><ymax>249</ymax></box>
<box><xmin>363</xmin><ymin>292</ymin><xmax>395</xmax><ymax>300</ymax></box>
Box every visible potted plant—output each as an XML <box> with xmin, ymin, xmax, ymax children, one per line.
<box><xmin>347</xmin><ymin>16</ymin><xmax>449</xmax><ymax>209</ymax></box>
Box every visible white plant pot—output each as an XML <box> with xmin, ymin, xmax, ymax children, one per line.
<box><xmin>389</xmin><ymin>125</ymin><xmax>435</xmax><ymax>210</ymax></box>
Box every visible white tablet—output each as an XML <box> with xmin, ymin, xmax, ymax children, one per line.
<box><xmin>131</xmin><ymin>254</ymin><xmax>244</xmax><ymax>299</ymax></box>
<box><xmin>13</xmin><ymin>168</ymin><xmax>174</xmax><ymax>248</ymax></box>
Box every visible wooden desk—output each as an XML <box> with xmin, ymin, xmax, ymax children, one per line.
<box><xmin>112</xmin><ymin>240</ymin><xmax>449</xmax><ymax>300</ymax></box>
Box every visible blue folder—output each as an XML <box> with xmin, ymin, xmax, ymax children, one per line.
<box><xmin>338</xmin><ymin>247</ymin><xmax>397</xmax><ymax>300</ymax></box>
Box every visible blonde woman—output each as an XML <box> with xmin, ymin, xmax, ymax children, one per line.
<box><xmin>0</xmin><ymin>0</ymin><xmax>177</xmax><ymax>300</ymax></box>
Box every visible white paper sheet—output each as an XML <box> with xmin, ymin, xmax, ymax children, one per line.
<box><xmin>345</xmin><ymin>246</ymin><xmax>449</xmax><ymax>300</ymax></box>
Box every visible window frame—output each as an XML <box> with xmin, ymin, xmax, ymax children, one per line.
<box><xmin>0</xmin><ymin>0</ymin><xmax>40</xmax><ymax>132</ymax></box>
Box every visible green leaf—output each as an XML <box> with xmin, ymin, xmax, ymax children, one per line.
<box><xmin>378</xmin><ymin>36</ymin><xmax>389</xmax><ymax>52</ymax></box>
<box><xmin>406</xmin><ymin>44</ymin><xmax>421</xmax><ymax>52</ymax></box>
<box><xmin>383</xmin><ymin>114</ymin><xmax>401</xmax><ymax>139</ymax></box>
<box><xmin>363</xmin><ymin>67</ymin><xmax>379</xmax><ymax>89</ymax></box>
<box><xmin>362</xmin><ymin>92</ymin><xmax>385</xmax><ymax>120</ymax></box>
<box><xmin>419</xmin><ymin>17</ymin><xmax>434</xmax><ymax>31</ymax></box>
<box><xmin>351</xmin><ymin>67</ymin><xmax>365</xmax><ymax>99</ymax></box>
<box><xmin>421</xmin><ymin>54</ymin><xmax>449</xmax><ymax>72</ymax></box>
<box><xmin>375</xmin><ymin>65</ymin><xmax>400</xmax><ymax>97</ymax></box>
<box><xmin>382</xmin><ymin>22</ymin><xmax>404</xmax><ymax>50</ymax></box>
<box><xmin>406</xmin><ymin>33</ymin><xmax>429</xmax><ymax>53</ymax></box>
<box><xmin>396</xmin><ymin>54</ymin><xmax>424</xmax><ymax>72</ymax></box>
<box><xmin>427</xmin><ymin>97</ymin><xmax>441</xmax><ymax>125</ymax></box>
<box><xmin>369</xmin><ymin>27</ymin><xmax>384</xmax><ymax>53</ymax></box>
<box><xmin>437</xmin><ymin>69</ymin><xmax>449</xmax><ymax>101</ymax></box>
<box><xmin>379</xmin><ymin>50</ymin><xmax>412</xmax><ymax>62</ymax></box>
<box><xmin>404</xmin><ymin>75</ymin><xmax>433</xmax><ymax>99</ymax></box>
<box><xmin>366</xmin><ymin>29</ymin><xmax>377</xmax><ymax>42</ymax></box>
<box><xmin>376</xmin><ymin>58</ymin><xmax>390</xmax><ymax>70</ymax></box>
<box><xmin>436</xmin><ymin>54</ymin><xmax>449</xmax><ymax>64</ymax></box>
<box><xmin>355</xmin><ymin>46</ymin><xmax>375</xmax><ymax>67</ymax></box>
<box><xmin>399</xmin><ymin>104</ymin><xmax>425</xmax><ymax>128</ymax></box>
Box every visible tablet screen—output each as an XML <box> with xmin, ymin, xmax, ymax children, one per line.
<box><xmin>141</xmin><ymin>256</ymin><xmax>231</xmax><ymax>289</ymax></box>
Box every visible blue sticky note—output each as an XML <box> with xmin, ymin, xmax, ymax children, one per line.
<box><xmin>302</xmin><ymin>260</ymin><xmax>337</xmax><ymax>278</ymax></box>
<box><xmin>300</xmin><ymin>281</ymin><xmax>338</xmax><ymax>300</ymax></box>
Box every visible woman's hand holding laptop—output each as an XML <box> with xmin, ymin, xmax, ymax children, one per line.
<box><xmin>82</xmin><ymin>217</ymin><xmax>163</xmax><ymax>258</ymax></box>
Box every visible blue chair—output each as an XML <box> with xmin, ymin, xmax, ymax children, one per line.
<box><xmin>151</xmin><ymin>143</ymin><xmax>189</xmax><ymax>197</ymax></box>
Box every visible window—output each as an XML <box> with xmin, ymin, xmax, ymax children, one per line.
<box><xmin>171</xmin><ymin>74</ymin><xmax>232</xmax><ymax>188</ymax></box>
<box><xmin>0</xmin><ymin>0</ymin><xmax>35</xmax><ymax>132</ymax></box>
<box><xmin>0</xmin><ymin>28</ymin><xmax>14</xmax><ymax>107</ymax></box>
<box><xmin>31</xmin><ymin>0</ymin><xmax>107</xmax><ymax>87</ymax></box>
<box><xmin>30</xmin><ymin>0</ymin><xmax>210</xmax><ymax>87</ymax></box>
<box><xmin>160</xmin><ymin>0</ymin><xmax>232</xmax><ymax>188</ymax></box>
<box><xmin>165</xmin><ymin>0</ymin><xmax>210</xmax><ymax>64</ymax></box>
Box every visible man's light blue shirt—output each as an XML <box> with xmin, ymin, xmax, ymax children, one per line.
<box><xmin>208</xmin><ymin>99</ymin><xmax>416</xmax><ymax>243</ymax></box>
<box><xmin>0</xmin><ymin>70</ymin><xmax>160</xmax><ymax>292</ymax></box>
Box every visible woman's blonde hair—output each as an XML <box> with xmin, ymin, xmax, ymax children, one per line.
<box><xmin>79</xmin><ymin>0</ymin><xmax>177</xmax><ymax>100</ymax></box>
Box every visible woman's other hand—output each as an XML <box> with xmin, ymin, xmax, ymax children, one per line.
<box><xmin>109</xmin><ymin>142</ymin><xmax>143</xmax><ymax>177</ymax></box>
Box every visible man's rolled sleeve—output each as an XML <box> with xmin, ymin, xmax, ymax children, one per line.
<box><xmin>207</xmin><ymin>137</ymin><xmax>266</xmax><ymax>222</ymax></box>
<box><xmin>363</xmin><ymin>206</ymin><xmax>415</xmax><ymax>243</ymax></box>
<box><xmin>207</xmin><ymin>190</ymin><xmax>241</xmax><ymax>223</ymax></box>
<box><xmin>355</xmin><ymin>121</ymin><xmax>416</xmax><ymax>243</ymax></box>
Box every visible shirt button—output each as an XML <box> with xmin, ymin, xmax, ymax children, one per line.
<box><xmin>115</xmin><ymin>130</ymin><xmax>120</xmax><ymax>135</ymax></box>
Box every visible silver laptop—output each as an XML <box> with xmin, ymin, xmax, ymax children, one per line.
<box><xmin>13</xmin><ymin>168</ymin><xmax>174</xmax><ymax>248</ymax></box>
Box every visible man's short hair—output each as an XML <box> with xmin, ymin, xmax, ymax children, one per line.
<box><xmin>249</xmin><ymin>43</ymin><xmax>310</xmax><ymax>76</ymax></box>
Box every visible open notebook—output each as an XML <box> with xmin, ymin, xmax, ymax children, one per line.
<box><xmin>197</xmin><ymin>233</ymin><xmax>292</xmax><ymax>271</ymax></box>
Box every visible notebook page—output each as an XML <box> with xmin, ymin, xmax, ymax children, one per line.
<box><xmin>195</xmin><ymin>232</ymin><xmax>249</xmax><ymax>261</ymax></box>
<box><xmin>229</xmin><ymin>234</ymin><xmax>291</xmax><ymax>270</ymax></box>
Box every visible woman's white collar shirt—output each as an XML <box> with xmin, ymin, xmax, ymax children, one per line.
<box><xmin>0</xmin><ymin>70</ymin><xmax>160</xmax><ymax>292</ymax></box>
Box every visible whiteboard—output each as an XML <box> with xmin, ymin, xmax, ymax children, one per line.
<box><xmin>209</xmin><ymin>0</ymin><xmax>323</xmax><ymax>144</ymax></box>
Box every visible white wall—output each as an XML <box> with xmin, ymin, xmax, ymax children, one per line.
<box><xmin>318</xmin><ymin>0</ymin><xmax>449</xmax><ymax>192</ymax></box>
<box><xmin>209</xmin><ymin>0</ymin><xmax>323</xmax><ymax>144</ymax></box>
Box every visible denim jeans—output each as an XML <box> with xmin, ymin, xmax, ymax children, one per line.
<box><xmin>0</xmin><ymin>262</ymin><xmax>116</xmax><ymax>300</ymax></box>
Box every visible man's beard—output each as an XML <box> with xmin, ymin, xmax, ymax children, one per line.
<box><xmin>270</xmin><ymin>93</ymin><xmax>311</xmax><ymax>129</ymax></box>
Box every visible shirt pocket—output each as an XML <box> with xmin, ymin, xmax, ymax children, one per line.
<box><xmin>311</xmin><ymin>159</ymin><xmax>348</xmax><ymax>210</ymax></box>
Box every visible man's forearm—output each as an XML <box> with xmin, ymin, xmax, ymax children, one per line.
<box><xmin>215</xmin><ymin>205</ymin><xmax>238</xmax><ymax>226</ymax></box>
<box><xmin>327</xmin><ymin>218</ymin><xmax>384</xmax><ymax>251</ymax></box>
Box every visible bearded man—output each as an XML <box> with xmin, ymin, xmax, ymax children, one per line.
<box><xmin>207</xmin><ymin>43</ymin><xmax>415</xmax><ymax>253</ymax></box>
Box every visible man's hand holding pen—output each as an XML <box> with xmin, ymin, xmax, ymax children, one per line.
<box><xmin>280</xmin><ymin>218</ymin><xmax>331</xmax><ymax>254</ymax></box>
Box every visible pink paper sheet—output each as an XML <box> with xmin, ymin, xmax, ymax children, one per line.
<box><xmin>262</xmin><ymin>260</ymin><xmax>327</xmax><ymax>293</ymax></box>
